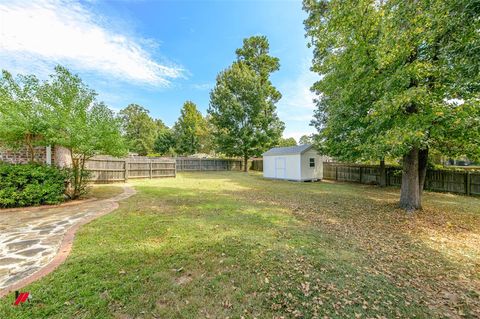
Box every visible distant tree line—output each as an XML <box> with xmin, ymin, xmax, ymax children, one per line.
<box><xmin>120</xmin><ymin>36</ymin><xmax>304</xmax><ymax>171</ymax></box>
<box><xmin>119</xmin><ymin>100</ymin><xmax>212</xmax><ymax>157</ymax></box>
<box><xmin>1</xmin><ymin>35</ymin><xmax>304</xmax><ymax>183</ymax></box>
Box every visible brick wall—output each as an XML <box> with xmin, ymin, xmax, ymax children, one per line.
<box><xmin>0</xmin><ymin>146</ymin><xmax>53</xmax><ymax>164</ymax></box>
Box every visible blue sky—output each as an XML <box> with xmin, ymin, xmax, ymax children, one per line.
<box><xmin>0</xmin><ymin>0</ymin><xmax>317</xmax><ymax>141</ymax></box>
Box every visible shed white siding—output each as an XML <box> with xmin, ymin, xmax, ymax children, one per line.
<box><xmin>263</xmin><ymin>145</ymin><xmax>325</xmax><ymax>182</ymax></box>
<box><xmin>263</xmin><ymin>154</ymin><xmax>301</xmax><ymax>180</ymax></box>
<box><xmin>300</xmin><ymin>149</ymin><xmax>323</xmax><ymax>180</ymax></box>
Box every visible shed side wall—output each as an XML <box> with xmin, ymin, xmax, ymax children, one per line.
<box><xmin>301</xmin><ymin>150</ymin><xmax>323</xmax><ymax>180</ymax></box>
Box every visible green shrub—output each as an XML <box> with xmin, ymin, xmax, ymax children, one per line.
<box><xmin>0</xmin><ymin>162</ymin><xmax>69</xmax><ymax>208</ymax></box>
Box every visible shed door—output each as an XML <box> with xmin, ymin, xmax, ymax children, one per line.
<box><xmin>275</xmin><ymin>157</ymin><xmax>286</xmax><ymax>179</ymax></box>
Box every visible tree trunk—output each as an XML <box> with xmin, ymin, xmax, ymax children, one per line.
<box><xmin>418</xmin><ymin>148</ymin><xmax>429</xmax><ymax>201</ymax></box>
<box><xmin>25</xmin><ymin>134</ymin><xmax>35</xmax><ymax>163</ymax></box>
<box><xmin>27</xmin><ymin>143</ymin><xmax>35</xmax><ymax>163</ymax></box>
<box><xmin>71</xmin><ymin>161</ymin><xmax>78</xmax><ymax>199</ymax></box>
<box><xmin>73</xmin><ymin>158</ymin><xmax>80</xmax><ymax>199</ymax></box>
<box><xmin>78</xmin><ymin>154</ymin><xmax>87</xmax><ymax>198</ymax></box>
<box><xmin>69</xmin><ymin>149</ymin><xmax>80</xmax><ymax>199</ymax></box>
<box><xmin>399</xmin><ymin>147</ymin><xmax>421</xmax><ymax>211</ymax></box>
<box><xmin>243</xmin><ymin>155</ymin><xmax>248</xmax><ymax>172</ymax></box>
<box><xmin>379</xmin><ymin>159</ymin><xmax>386</xmax><ymax>187</ymax></box>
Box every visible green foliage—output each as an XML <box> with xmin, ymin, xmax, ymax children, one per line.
<box><xmin>173</xmin><ymin>101</ymin><xmax>207</xmax><ymax>155</ymax></box>
<box><xmin>198</xmin><ymin>114</ymin><xmax>215</xmax><ymax>155</ymax></box>
<box><xmin>0</xmin><ymin>66</ymin><xmax>126</xmax><ymax>200</ymax></box>
<box><xmin>155</xmin><ymin>118</ymin><xmax>167</xmax><ymax>131</ymax></box>
<box><xmin>0</xmin><ymin>71</ymin><xmax>48</xmax><ymax>161</ymax></box>
<box><xmin>209</xmin><ymin>36</ymin><xmax>284</xmax><ymax>168</ymax></box>
<box><xmin>304</xmin><ymin>0</ymin><xmax>480</xmax><ymax>208</ymax></box>
<box><xmin>0</xmin><ymin>162</ymin><xmax>68</xmax><ymax>208</ymax></box>
<box><xmin>41</xmin><ymin>66</ymin><xmax>127</xmax><ymax>198</ymax></box>
<box><xmin>119</xmin><ymin>104</ymin><xmax>159</xmax><ymax>156</ymax></box>
<box><xmin>304</xmin><ymin>0</ymin><xmax>384</xmax><ymax>161</ymax></box>
<box><xmin>153</xmin><ymin>128</ymin><xmax>176</xmax><ymax>156</ymax></box>
<box><xmin>39</xmin><ymin>66</ymin><xmax>126</xmax><ymax>159</ymax></box>
<box><xmin>304</xmin><ymin>0</ymin><xmax>480</xmax><ymax>161</ymax></box>
<box><xmin>277</xmin><ymin>137</ymin><xmax>297</xmax><ymax>147</ymax></box>
<box><xmin>299</xmin><ymin>135</ymin><xmax>312</xmax><ymax>145</ymax></box>
<box><xmin>236</xmin><ymin>35</ymin><xmax>281</xmax><ymax>83</ymax></box>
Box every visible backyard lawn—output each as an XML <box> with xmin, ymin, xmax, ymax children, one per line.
<box><xmin>1</xmin><ymin>172</ymin><xmax>479</xmax><ymax>318</ymax></box>
<box><xmin>84</xmin><ymin>185</ymin><xmax>125</xmax><ymax>200</ymax></box>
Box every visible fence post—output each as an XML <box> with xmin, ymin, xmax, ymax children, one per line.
<box><xmin>386</xmin><ymin>168</ymin><xmax>390</xmax><ymax>186</ymax></box>
<box><xmin>466</xmin><ymin>172</ymin><xmax>471</xmax><ymax>195</ymax></box>
<box><xmin>442</xmin><ymin>170</ymin><xmax>446</xmax><ymax>190</ymax></box>
<box><xmin>359</xmin><ymin>167</ymin><xmax>363</xmax><ymax>183</ymax></box>
<box><xmin>149</xmin><ymin>160</ymin><xmax>152</xmax><ymax>179</ymax></box>
<box><xmin>124</xmin><ymin>159</ymin><xmax>129</xmax><ymax>181</ymax></box>
<box><xmin>174</xmin><ymin>160</ymin><xmax>177</xmax><ymax>178</ymax></box>
<box><xmin>335</xmin><ymin>166</ymin><xmax>338</xmax><ymax>181</ymax></box>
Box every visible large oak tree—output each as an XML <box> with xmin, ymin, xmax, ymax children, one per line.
<box><xmin>304</xmin><ymin>0</ymin><xmax>480</xmax><ymax>210</ymax></box>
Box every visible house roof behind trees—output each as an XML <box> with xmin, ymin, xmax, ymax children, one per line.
<box><xmin>263</xmin><ymin>144</ymin><xmax>313</xmax><ymax>156</ymax></box>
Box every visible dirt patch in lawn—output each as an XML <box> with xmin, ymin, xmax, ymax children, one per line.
<box><xmin>175</xmin><ymin>274</ymin><xmax>193</xmax><ymax>285</ymax></box>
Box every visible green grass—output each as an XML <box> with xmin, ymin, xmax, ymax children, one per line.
<box><xmin>1</xmin><ymin>172</ymin><xmax>479</xmax><ymax>318</ymax></box>
<box><xmin>83</xmin><ymin>185</ymin><xmax>125</xmax><ymax>200</ymax></box>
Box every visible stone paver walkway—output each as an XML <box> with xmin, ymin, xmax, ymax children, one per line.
<box><xmin>0</xmin><ymin>185</ymin><xmax>135</xmax><ymax>294</ymax></box>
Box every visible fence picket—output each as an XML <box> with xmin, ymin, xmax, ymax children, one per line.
<box><xmin>85</xmin><ymin>156</ymin><xmax>175</xmax><ymax>183</ymax></box>
<box><xmin>322</xmin><ymin>162</ymin><xmax>478</xmax><ymax>197</ymax></box>
<box><xmin>174</xmin><ymin>158</ymin><xmax>242</xmax><ymax>172</ymax></box>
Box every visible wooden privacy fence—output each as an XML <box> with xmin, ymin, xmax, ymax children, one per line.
<box><xmin>324</xmin><ymin>163</ymin><xmax>480</xmax><ymax>196</ymax></box>
<box><xmin>250</xmin><ymin>159</ymin><xmax>263</xmax><ymax>171</ymax></box>
<box><xmin>85</xmin><ymin>156</ymin><xmax>176</xmax><ymax>183</ymax></box>
<box><xmin>176</xmin><ymin>158</ymin><xmax>243</xmax><ymax>171</ymax></box>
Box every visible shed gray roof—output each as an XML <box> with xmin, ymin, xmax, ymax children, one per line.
<box><xmin>263</xmin><ymin>144</ymin><xmax>314</xmax><ymax>156</ymax></box>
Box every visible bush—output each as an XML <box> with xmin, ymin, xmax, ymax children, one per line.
<box><xmin>0</xmin><ymin>163</ymin><xmax>69</xmax><ymax>208</ymax></box>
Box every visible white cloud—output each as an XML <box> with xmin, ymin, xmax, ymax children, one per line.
<box><xmin>276</xmin><ymin>62</ymin><xmax>318</xmax><ymax>137</ymax></box>
<box><xmin>0</xmin><ymin>0</ymin><xmax>183</xmax><ymax>86</ymax></box>
<box><xmin>191</xmin><ymin>83</ymin><xmax>213</xmax><ymax>90</ymax></box>
<box><xmin>278</xmin><ymin>64</ymin><xmax>318</xmax><ymax>113</ymax></box>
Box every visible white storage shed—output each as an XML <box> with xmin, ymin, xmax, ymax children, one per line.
<box><xmin>263</xmin><ymin>144</ymin><xmax>324</xmax><ymax>182</ymax></box>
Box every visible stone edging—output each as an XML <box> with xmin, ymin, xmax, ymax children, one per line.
<box><xmin>0</xmin><ymin>198</ymin><xmax>98</xmax><ymax>214</ymax></box>
<box><xmin>0</xmin><ymin>185</ymin><xmax>136</xmax><ymax>299</ymax></box>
